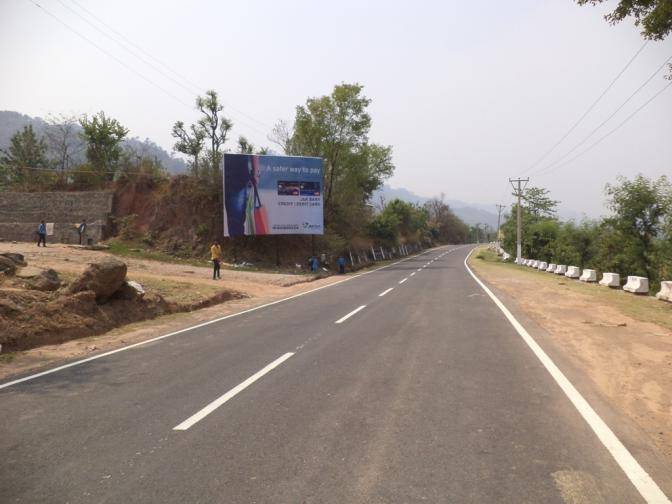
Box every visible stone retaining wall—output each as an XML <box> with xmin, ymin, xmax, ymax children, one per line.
<box><xmin>0</xmin><ymin>191</ymin><xmax>113</xmax><ymax>243</ymax></box>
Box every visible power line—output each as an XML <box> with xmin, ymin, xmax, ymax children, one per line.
<box><xmin>27</xmin><ymin>0</ymin><xmax>194</xmax><ymax>110</ymax></box>
<box><xmin>536</xmin><ymin>80</ymin><xmax>672</xmax><ymax>177</ymax></box>
<box><xmin>65</xmin><ymin>0</ymin><xmax>275</xmax><ymax>132</ymax></box>
<box><xmin>68</xmin><ymin>0</ymin><xmax>203</xmax><ymax>94</ymax></box>
<box><xmin>56</xmin><ymin>0</ymin><xmax>271</xmax><ymax>138</ymax></box>
<box><xmin>531</xmin><ymin>52</ymin><xmax>672</xmax><ymax>177</ymax></box>
<box><xmin>523</xmin><ymin>41</ymin><xmax>648</xmax><ymax>174</ymax></box>
<box><xmin>27</xmin><ymin>0</ymin><xmax>271</xmax><ymax>147</ymax></box>
<box><xmin>54</xmin><ymin>0</ymin><xmax>200</xmax><ymax>98</ymax></box>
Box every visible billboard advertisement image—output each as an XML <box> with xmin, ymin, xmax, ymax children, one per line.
<box><xmin>222</xmin><ymin>153</ymin><xmax>324</xmax><ymax>237</ymax></box>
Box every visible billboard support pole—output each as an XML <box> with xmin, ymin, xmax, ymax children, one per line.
<box><xmin>275</xmin><ymin>236</ymin><xmax>281</xmax><ymax>267</ymax></box>
<box><xmin>311</xmin><ymin>235</ymin><xmax>315</xmax><ymax>256</ymax></box>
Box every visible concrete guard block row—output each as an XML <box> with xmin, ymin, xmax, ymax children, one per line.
<box><xmin>506</xmin><ymin>251</ymin><xmax>670</xmax><ymax>301</ymax></box>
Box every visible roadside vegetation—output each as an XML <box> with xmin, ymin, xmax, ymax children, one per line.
<box><xmin>500</xmin><ymin>175</ymin><xmax>672</xmax><ymax>293</ymax></box>
<box><xmin>473</xmin><ymin>246</ymin><xmax>672</xmax><ymax>331</ymax></box>
<box><xmin>0</xmin><ymin>84</ymin><xmax>471</xmax><ymax>267</ymax></box>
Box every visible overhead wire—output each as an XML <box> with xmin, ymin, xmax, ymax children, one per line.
<box><xmin>65</xmin><ymin>0</ymin><xmax>275</xmax><ymax>132</ymax></box>
<box><xmin>27</xmin><ymin>0</ymin><xmax>194</xmax><ymax>110</ymax></box>
<box><xmin>27</xmin><ymin>0</ymin><xmax>271</xmax><ymax>147</ymax></box>
<box><xmin>530</xmin><ymin>52</ymin><xmax>672</xmax><ymax>177</ymax></box>
<box><xmin>534</xmin><ymin>80</ymin><xmax>672</xmax><ymax>177</ymax></box>
<box><xmin>522</xmin><ymin>41</ymin><xmax>648</xmax><ymax>174</ymax></box>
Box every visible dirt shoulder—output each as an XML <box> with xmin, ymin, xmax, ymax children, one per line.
<box><xmin>469</xmin><ymin>248</ymin><xmax>672</xmax><ymax>467</ymax></box>
<box><xmin>0</xmin><ymin>242</ymin><xmax>346</xmax><ymax>380</ymax></box>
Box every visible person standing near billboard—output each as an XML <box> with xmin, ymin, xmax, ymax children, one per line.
<box><xmin>210</xmin><ymin>239</ymin><xmax>222</xmax><ymax>280</ymax></box>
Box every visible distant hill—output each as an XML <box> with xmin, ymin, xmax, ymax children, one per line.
<box><xmin>0</xmin><ymin>110</ymin><xmax>187</xmax><ymax>174</ymax></box>
<box><xmin>372</xmin><ymin>184</ymin><xmax>501</xmax><ymax>229</ymax></box>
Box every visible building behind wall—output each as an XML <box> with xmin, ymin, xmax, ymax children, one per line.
<box><xmin>0</xmin><ymin>191</ymin><xmax>113</xmax><ymax>243</ymax></box>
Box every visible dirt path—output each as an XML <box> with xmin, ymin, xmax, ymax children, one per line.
<box><xmin>0</xmin><ymin>243</ymin><xmax>346</xmax><ymax>380</ymax></box>
<box><xmin>470</xmin><ymin>252</ymin><xmax>672</xmax><ymax>466</ymax></box>
<box><xmin>1</xmin><ymin>243</ymin><xmax>314</xmax><ymax>295</ymax></box>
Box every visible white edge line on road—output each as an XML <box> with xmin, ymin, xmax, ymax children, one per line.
<box><xmin>463</xmin><ymin>248</ymin><xmax>670</xmax><ymax>504</ymax></box>
<box><xmin>378</xmin><ymin>287</ymin><xmax>394</xmax><ymax>297</ymax></box>
<box><xmin>173</xmin><ymin>352</ymin><xmax>294</xmax><ymax>431</ymax></box>
<box><xmin>410</xmin><ymin>272</ymin><xmax>416</xmax><ymax>277</ymax></box>
<box><xmin>399</xmin><ymin>278</ymin><xmax>408</xmax><ymax>284</ymax></box>
<box><xmin>335</xmin><ymin>305</ymin><xmax>367</xmax><ymax>324</ymax></box>
<box><xmin>0</xmin><ymin>247</ymin><xmax>446</xmax><ymax>390</ymax></box>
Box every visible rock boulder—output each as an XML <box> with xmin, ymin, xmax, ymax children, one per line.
<box><xmin>26</xmin><ymin>269</ymin><xmax>61</xmax><ymax>292</ymax></box>
<box><xmin>0</xmin><ymin>253</ymin><xmax>27</xmax><ymax>266</ymax></box>
<box><xmin>67</xmin><ymin>258</ymin><xmax>127</xmax><ymax>301</ymax></box>
<box><xmin>0</xmin><ymin>256</ymin><xmax>16</xmax><ymax>276</ymax></box>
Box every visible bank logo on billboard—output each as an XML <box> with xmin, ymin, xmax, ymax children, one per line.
<box><xmin>222</xmin><ymin>154</ymin><xmax>324</xmax><ymax>237</ymax></box>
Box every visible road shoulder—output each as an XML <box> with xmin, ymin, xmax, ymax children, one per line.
<box><xmin>468</xmin><ymin>249</ymin><xmax>672</xmax><ymax>497</ymax></box>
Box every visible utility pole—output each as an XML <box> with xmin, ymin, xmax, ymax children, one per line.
<box><xmin>509</xmin><ymin>177</ymin><xmax>529</xmax><ymax>264</ymax></box>
<box><xmin>495</xmin><ymin>204</ymin><xmax>505</xmax><ymax>248</ymax></box>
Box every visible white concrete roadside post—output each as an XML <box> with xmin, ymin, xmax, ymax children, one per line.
<box><xmin>538</xmin><ymin>261</ymin><xmax>548</xmax><ymax>271</ymax></box>
<box><xmin>380</xmin><ymin>247</ymin><xmax>385</xmax><ymax>260</ymax></box>
<box><xmin>623</xmin><ymin>276</ymin><xmax>649</xmax><ymax>294</ymax></box>
<box><xmin>579</xmin><ymin>269</ymin><xmax>597</xmax><ymax>282</ymax></box>
<box><xmin>546</xmin><ymin>263</ymin><xmax>556</xmax><ymax>273</ymax></box>
<box><xmin>656</xmin><ymin>281</ymin><xmax>672</xmax><ymax>302</ymax></box>
<box><xmin>371</xmin><ymin>246</ymin><xmax>377</xmax><ymax>261</ymax></box>
<box><xmin>599</xmin><ymin>272</ymin><xmax>620</xmax><ymax>288</ymax></box>
<box><xmin>565</xmin><ymin>266</ymin><xmax>580</xmax><ymax>279</ymax></box>
<box><xmin>554</xmin><ymin>265</ymin><xmax>567</xmax><ymax>275</ymax></box>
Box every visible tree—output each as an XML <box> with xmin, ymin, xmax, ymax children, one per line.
<box><xmin>268</xmin><ymin>119</ymin><xmax>293</xmax><ymax>154</ymax></box>
<box><xmin>576</xmin><ymin>0</ymin><xmax>672</xmax><ymax>40</ymax></box>
<box><xmin>604</xmin><ymin>174</ymin><xmax>672</xmax><ymax>282</ymax></box>
<box><xmin>45</xmin><ymin>114</ymin><xmax>81</xmax><ymax>171</ymax></box>
<box><xmin>523</xmin><ymin>186</ymin><xmax>559</xmax><ymax>218</ymax></box>
<box><xmin>79</xmin><ymin>112</ymin><xmax>128</xmax><ymax>181</ymax></box>
<box><xmin>172</xmin><ymin>121</ymin><xmax>205</xmax><ymax>176</ymax></box>
<box><xmin>237</xmin><ymin>136</ymin><xmax>254</xmax><ymax>154</ymax></box>
<box><xmin>196</xmin><ymin>90</ymin><xmax>233</xmax><ymax>181</ymax></box>
<box><xmin>500</xmin><ymin>186</ymin><xmax>559</xmax><ymax>257</ymax></box>
<box><xmin>288</xmin><ymin>84</ymin><xmax>394</xmax><ymax>219</ymax></box>
<box><xmin>424</xmin><ymin>195</ymin><xmax>470</xmax><ymax>244</ymax></box>
<box><xmin>0</xmin><ymin>125</ymin><xmax>49</xmax><ymax>187</ymax></box>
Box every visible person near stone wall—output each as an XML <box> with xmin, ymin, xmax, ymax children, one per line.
<box><xmin>37</xmin><ymin>220</ymin><xmax>47</xmax><ymax>247</ymax></box>
<box><xmin>77</xmin><ymin>219</ymin><xmax>87</xmax><ymax>245</ymax></box>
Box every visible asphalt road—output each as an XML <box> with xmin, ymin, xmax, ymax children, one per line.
<box><xmin>0</xmin><ymin>246</ymin><xmax>666</xmax><ymax>503</ymax></box>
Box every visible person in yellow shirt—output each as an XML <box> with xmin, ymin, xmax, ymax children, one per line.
<box><xmin>210</xmin><ymin>240</ymin><xmax>222</xmax><ymax>280</ymax></box>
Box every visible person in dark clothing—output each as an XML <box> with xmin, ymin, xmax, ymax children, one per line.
<box><xmin>37</xmin><ymin>220</ymin><xmax>47</xmax><ymax>247</ymax></box>
<box><xmin>309</xmin><ymin>256</ymin><xmax>319</xmax><ymax>273</ymax></box>
<box><xmin>337</xmin><ymin>256</ymin><xmax>346</xmax><ymax>274</ymax></box>
<box><xmin>78</xmin><ymin>219</ymin><xmax>87</xmax><ymax>245</ymax></box>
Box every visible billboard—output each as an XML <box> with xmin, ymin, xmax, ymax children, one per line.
<box><xmin>222</xmin><ymin>153</ymin><xmax>324</xmax><ymax>237</ymax></box>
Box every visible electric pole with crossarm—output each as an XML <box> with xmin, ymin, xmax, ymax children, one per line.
<box><xmin>508</xmin><ymin>178</ymin><xmax>529</xmax><ymax>264</ymax></box>
<box><xmin>495</xmin><ymin>204</ymin><xmax>505</xmax><ymax>249</ymax></box>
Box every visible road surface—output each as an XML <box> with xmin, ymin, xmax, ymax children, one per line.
<box><xmin>1</xmin><ymin>246</ymin><xmax>668</xmax><ymax>503</ymax></box>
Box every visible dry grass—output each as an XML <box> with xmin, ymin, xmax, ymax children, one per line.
<box><xmin>471</xmin><ymin>248</ymin><xmax>672</xmax><ymax>331</ymax></box>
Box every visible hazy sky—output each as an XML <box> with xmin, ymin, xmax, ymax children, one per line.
<box><xmin>1</xmin><ymin>0</ymin><xmax>670</xmax><ymax>217</ymax></box>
